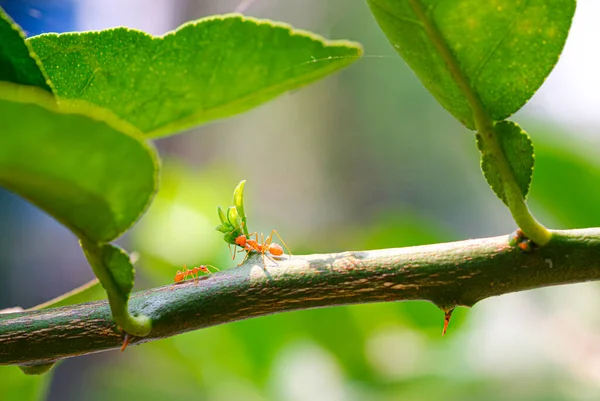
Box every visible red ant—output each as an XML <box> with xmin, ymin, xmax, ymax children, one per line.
<box><xmin>173</xmin><ymin>264</ymin><xmax>219</xmax><ymax>283</ymax></box>
<box><xmin>230</xmin><ymin>224</ymin><xmax>292</xmax><ymax>265</ymax></box>
<box><xmin>122</xmin><ymin>263</ymin><xmax>219</xmax><ymax>353</ymax></box>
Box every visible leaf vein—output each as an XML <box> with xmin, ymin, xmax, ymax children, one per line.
<box><xmin>369</xmin><ymin>1</ymin><xmax>424</xmax><ymax>28</ymax></box>
<box><xmin>471</xmin><ymin>0</ymin><xmax>531</xmax><ymax>84</ymax></box>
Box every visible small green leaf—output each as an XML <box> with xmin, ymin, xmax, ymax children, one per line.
<box><xmin>227</xmin><ymin>206</ymin><xmax>241</xmax><ymax>228</ymax></box>
<box><xmin>367</xmin><ymin>0</ymin><xmax>575</xmax><ymax>128</ymax></box>
<box><xmin>0</xmin><ymin>82</ymin><xmax>158</xmax><ymax>243</ymax></box>
<box><xmin>101</xmin><ymin>243</ymin><xmax>134</xmax><ymax>298</ymax></box>
<box><xmin>29</xmin><ymin>14</ymin><xmax>363</xmax><ymax>137</ymax></box>
<box><xmin>0</xmin><ymin>7</ymin><xmax>52</xmax><ymax>92</ymax></box>
<box><xmin>233</xmin><ymin>180</ymin><xmax>249</xmax><ymax>235</ymax></box>
<box><xmin>217</xmin><ymin>206</ymin><xmax>228</xmax><ymax>225</ymax></box>
<box><xmin>222</xmin><ymin>230</ymin><xmax>241</xmax><ymax>245</ymax></box>
<box><xmin>82</xmin><ymin>241</ymin><xmax>151</xmax><ymax>337</ymax></box>
<box><xmin>478</xmin><ymin>121</ymin><xmax>534</xmax><ymax>205</ymax></box>
<box><xmin>216</xmin><ymin>223</ymin><xmax>233</xmax><ymax>233</ymax></box>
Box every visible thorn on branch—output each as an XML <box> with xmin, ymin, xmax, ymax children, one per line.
<box><xmin>121</xmin><ymin>333</ymin><xmax>133</xmax><ymax>352</ymax></box>
<box><xmin>442</xmin><ymin>308</ymin><xmax>455</xmax><ymax>336</ymax></box>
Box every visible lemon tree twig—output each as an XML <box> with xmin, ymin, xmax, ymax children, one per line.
<box><xmin>1</xmin><ymin>228</ymin><xmax>599</xmax><ymax>366</ymax></box>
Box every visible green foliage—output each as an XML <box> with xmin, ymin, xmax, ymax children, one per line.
<box><xmin>366</xmin><ymin>0</ymin><xmax>573</xmax><ymax>244</ymax></box>
<box><xmin>216</xmin><ymin>180</ymin><xmax>249</xmax><ymax>245</ymax></box>
<box><xmin>82</xmin><ymin>241</ymin><xmax>150</xmax><ymax>337</ymax></box>
<box><xmin>0</xmin><ymin>11</ymin><xmax>51</xmax><ymax>92</ymax></box>
<box><xmin>0</xmin><ymin>3</ymin><xmax>361</xmax><ymax>344</ymax></box>
<box><xmin>0</xmin><ymin>82</ymin><xmax>156</xmax><ymax>334</ymax></box>
<box><xmin>0</xmin><ymin>82</ymin><xmax>158</xmax><ymax>243</ymax></box>
<box><xmin>0</xmin><ymin>4</ymin><xmax>589</xmax><ymax>399</ymax></box>
<box><xmin>88</xmin><ymin>243</ymin><xmax>135</xmax><ymax>299</ymax></box>
<box><xmin>366</xmin><ymin>0</ymin><xmax>575</xmax><ymax>128</ymax></box>
<box><xmin>478</xmin><ymin>121</ymin><xmax>534</xmax><ymax>204</ymax></box>
<box><xmin>233</xmin><ymin>180</ymin><xmax>249</xmax><ymax>236</ymax></box>
<box><xmin>28</xmin><ymin>15</ymin><xmax>363</xmax><ymax>137</ymax></box>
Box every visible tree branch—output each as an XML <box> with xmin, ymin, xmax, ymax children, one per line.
<box><xmin>2</xmin><ymin>228</ymin><xmax>600</xmax><ymax>366</ymax></box>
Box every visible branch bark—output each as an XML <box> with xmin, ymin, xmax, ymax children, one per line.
<box><xmin>2</xmin><ymin>228</ymin><xmax>600</xmax><ymax>366</ymax></box>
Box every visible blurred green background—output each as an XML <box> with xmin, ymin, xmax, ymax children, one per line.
<box><xmin>1</xmin><ymin>0</ymin><xmax>600</xmax><ymax>400</ymax></box>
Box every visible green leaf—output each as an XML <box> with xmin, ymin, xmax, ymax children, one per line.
<box><xmin>0</xmin><ymin>365</ymin><xmax>52</xmax><ymax>400</ymax></box>
<box><xmin>82</xmin><ymin>241</ymin><xmax>151</xmax><ymax>337</ymax></box>
<box><xmin>28</xmin><ymin>14</ymin><xmax>363</xmax><ymax>137</ymax></box>
<box><xmin>82</xmin><ymin>242</ymin><xmax>134</xmax><ymax>302</ymax></box>
<box><xmin>227</xmin><ymin>206</ymin><xmax>240</xmax><ymax>228</ymax></box>
<box><xmin>477</xmin><ymin>121</ymin><xmax>534</xmax><ymax>205</ymax></box>
<box><xmin>0</xmin><ymin>82</ymin><xmax>158</xmax><ymax>243</ymax></box>
<box><xmin>0</xmin><ymin>7</ymin><xmax>52</xmax><ymax>92</ymax></box>
<box><xmin>367</xmin><ymin>0</ymin><xmax>575</xmax><ymax>128</ymax></box>
<box><xmin>98</xmin><ymin>243</ymin><xmax>135</xmax><ymax>298</ymax></box>
<box><xmin>232</xmin><ymin>180</ymin><xmax>249</xmax><ymax>235</ymax></box>
<box><xmin>217</xmin><ymin>206</ymin><xmax>228</xmax><ymax>225</ymax></box>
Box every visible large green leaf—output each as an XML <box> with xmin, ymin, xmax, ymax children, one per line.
<box><xmin>0</xmin><ymin>7</ymin><xmax>52</xmax><ymax>92</ymax></box>
<box><xmin>367</xmin><ymin>0</ymin><xmax>575</xmax><ymax>129</ymax></box>
<box><xmin>28</xmin><ymin>14</ymin><xmax>363</xmax><ymax>138</ymax></box>
<box><xmin>0</xmin><ymin>82</ymin><xmax>158</xmax><ymax>243</ymax></box>
<box><xmin>477</xmin><ymin>120</ymin><xmax>534</xmax><ymax>204</ymax></box>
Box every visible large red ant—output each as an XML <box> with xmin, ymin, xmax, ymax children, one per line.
<box><xmin>230</xmin><ymin>224</ymin><xmax>292</xmax><ymax>265</ymax></box>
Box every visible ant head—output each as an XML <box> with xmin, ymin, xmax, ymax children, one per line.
<box><xmin>268</xmin><ymin>243</ymin><xmax>284</xmax><ymax>256</ymax></box>
<box><xmin>235</xmin><ymin>235</ymin><xmax>247</xmax><ymax>247</ymax></box>
<box><xmin>198</xmin><ymin>266</ymin><xmax>209</xmax><ymax>274</ymax></box>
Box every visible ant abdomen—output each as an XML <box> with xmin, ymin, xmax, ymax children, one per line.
<box><xmin>268</xmin><ymin>243</ymin><xmax>284</xmax><ymax>256</ymax></box>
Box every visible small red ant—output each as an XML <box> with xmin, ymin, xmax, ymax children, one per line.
<box><xmin>174</xmin><ymin>264</ymin><xmax>219</xmax><ymax>283</ymax></box>
<box><xmin>122</xmin><ymin>263</ymin><xmax>219</xmax><ymax>353</ymax></box>
<box><xmin>230</xmin><ymin>224</ymin><xmax>292</xmax><ymax>265</ymax></box>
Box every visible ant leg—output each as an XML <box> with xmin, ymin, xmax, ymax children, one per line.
<box><xmin>227</xmin><ymin>225</ymin><xmax>242</xmax><ymax>260</ymax></box>
<box><xmin>239</xmin><ymin>250</ymin><xmax>252</xmax><ymax>266</ymax></box>
<box><xmin>261</xmin><ymin>232</ymin><xmax>268</xmax><ymax>266</ymax></box>
<box><xmin>228</xmin><ymin>243</ymin><xmax>235</xmax><ymax>260</ymax></box>
<box><xmin>259</xmin><ymin>232</ymin><xmax>278</xmax><ymax>266</ymax></box>
<box><xmin>263</xmin><ymin>252</ymin><xmax>279</xmax><ymax>266</ymax></box>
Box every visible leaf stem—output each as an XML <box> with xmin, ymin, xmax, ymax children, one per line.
<box><xmin>407</xmin><ymin>0</ymin><xmax>551</xmax><ymax>245</ymax></box>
